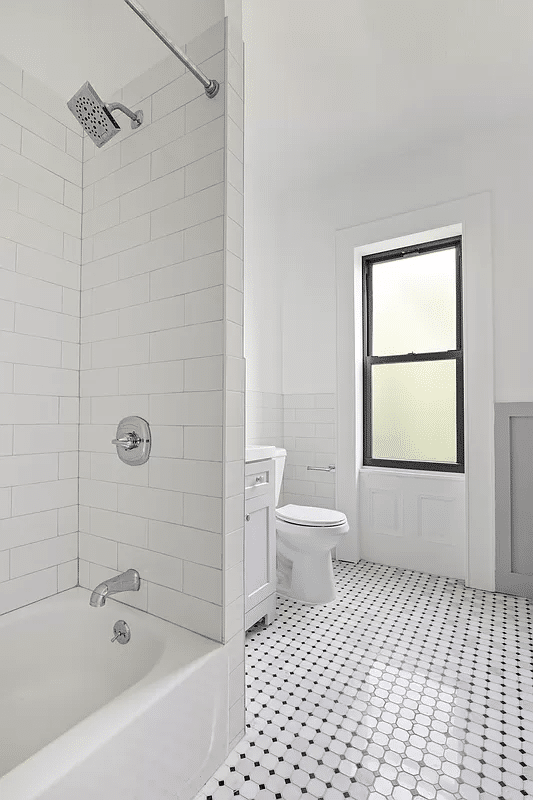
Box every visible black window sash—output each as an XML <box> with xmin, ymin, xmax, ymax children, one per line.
<box><xmin>362</xmin><ymin>236</ymin><xmax>464</xmax><ymax>473</ymax></box>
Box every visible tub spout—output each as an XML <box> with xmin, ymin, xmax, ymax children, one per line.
<box><xmin>89</xmin><ymin>569</ymin><xmax>140</xmax><ymax>607</ymax></box>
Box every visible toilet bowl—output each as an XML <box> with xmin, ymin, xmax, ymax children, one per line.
<box><xmin>276</xmin><ymin>504</ymin><xmax>349</xmax><ymax>604</ymax></box>
<box><xmin>272</xmin><ymin>449</ymin><xmax>349</xmax><ymax>605</ymax></box>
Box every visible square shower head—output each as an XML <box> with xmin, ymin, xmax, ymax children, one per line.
<box><xmin>67</xmin><ymin>81</ymin><xmax>121</xmax><ymax>148</ymax></box>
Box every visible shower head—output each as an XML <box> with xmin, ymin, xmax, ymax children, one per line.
<box><xmin>67</xmin><ymin>82</ymin><xmax>143</xmax><ymax>148</ymax></box>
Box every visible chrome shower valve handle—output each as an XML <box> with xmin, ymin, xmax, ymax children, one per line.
<box><xmin>112</xmin><ymin>432</ymin><xmax>141</xmax><ymax>450</ymax></box>
<box><xmin>112</xmin><ymin>416</ymin><xmax>151</xmax><ymax>466</ymax></box>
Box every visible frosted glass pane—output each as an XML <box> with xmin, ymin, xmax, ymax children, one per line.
<box><xmin>371</xmin><ymin>248</ymin><xmax>456</xmax><ymax>355</ymax></box>
<box><xmin>372</xmin><ymin>360</ymin><xmax>457</xmax><ymax>463</ymax></box>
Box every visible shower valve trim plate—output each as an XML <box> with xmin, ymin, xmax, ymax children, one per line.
<box><xmin>112</xmin><ymin>416</ymin><xmax>151</xmax><ymax>466</ymax></box>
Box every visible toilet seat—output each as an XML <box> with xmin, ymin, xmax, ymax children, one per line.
<box><xmin>276</xmin><ymin>504</ymin><xmax>347</xmax><ymax>528</ymax></box>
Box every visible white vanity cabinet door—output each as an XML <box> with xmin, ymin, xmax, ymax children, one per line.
<box><xmin>244</xmin><ymin>459</ymin><xmax>277</xmax><ymax>630</ymax></box>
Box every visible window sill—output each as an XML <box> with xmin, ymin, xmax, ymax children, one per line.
<box><xmin>359</xmin><ymin>466</ymin><xmax>465</xmax><ymax>481</ymax></box>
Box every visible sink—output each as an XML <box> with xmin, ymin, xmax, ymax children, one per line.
<box><xmin>245</xmin><ymin>445</ymin><xmax>276</xmax><ymax>463</ymax></box>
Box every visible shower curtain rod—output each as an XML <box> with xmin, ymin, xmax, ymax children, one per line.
<box><xmin>123</xmin><ymin>0</ymin><xmax>220</xmax><ymax>98</ymax></box>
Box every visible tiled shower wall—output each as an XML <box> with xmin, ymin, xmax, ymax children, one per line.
<box><xmin>0</xmin><ymin>56</ymin><xmax>81</xmax><ymax>615</ymax></box>
<box><xmin>0</xmin><ymin>16</ymin><xmax>245</xmax><ymax>751</ymax></box>
<box><xmin>78</xmin><ymin>19</ymin><xmax>245</xmax><ymax>663</ymax></box>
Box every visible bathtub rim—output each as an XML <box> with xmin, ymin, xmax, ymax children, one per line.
<box><xmin>0</xmin><ymin>586</ymin><xmax>226</xmax><ymax>800</ymax></box>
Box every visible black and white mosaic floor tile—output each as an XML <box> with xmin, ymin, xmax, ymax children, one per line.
<box><xmin>195</xmin><ymin>560</ymin><xmax>533</xmax><ymax>800</ymax></box>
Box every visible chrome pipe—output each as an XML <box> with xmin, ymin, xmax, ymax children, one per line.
<box><xmin>123</xmin><ymin>0</ymin><xmax>220</xmax><ymax>98</ymax></box>
<box><xmin>106</xmin><ymin>102</ymin><xmax>143</xmax><ymax>128</ymax></box>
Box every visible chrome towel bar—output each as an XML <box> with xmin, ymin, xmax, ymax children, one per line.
<box><xmin>307</xmin><ymin>465</ymin><xmax>335</xmax><ymax>472</ymax></box>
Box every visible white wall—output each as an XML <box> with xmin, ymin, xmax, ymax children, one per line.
<box><xmin>0</xmin><ymin>57</ymin><xmax>82</xmax><ymax>614</ymax></box>
<box><xmin>243</xmin><ymin>179</ymin><xmax>283</xmax><ymax>395</ymax></box>
<box><xmin>244</xmin><ymin>116</ymin><xmax>533</xmax><ymax>514</ymax></box>
<box><xmin>280</xmin><ymin>118</ymin><xmax>533</xmax><ymax>403</ymax></box>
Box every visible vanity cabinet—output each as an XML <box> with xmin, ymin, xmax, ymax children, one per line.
<box><xmin>244</xmin><ymin>458</ymin><xmax>277</xmax><ymax>630</ymax></box>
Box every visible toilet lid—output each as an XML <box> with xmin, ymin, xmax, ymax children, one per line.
<box><xmin>276</xmin><ymin>504</ymin><xmax>347</xmax><ymax>527</ymax></box>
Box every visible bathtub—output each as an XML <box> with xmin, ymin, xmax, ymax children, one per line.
<box><xmin>0</xmin><ymin>587</ymin><xmax>228</xmax><ymax>800</ymax></box>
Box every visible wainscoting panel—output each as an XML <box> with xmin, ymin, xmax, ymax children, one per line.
<box><xmin>368</xmin><ymin>488</ymin><xmax>402</xmax><ymax>537</ymax></box>
<box><xmin>418</xmin><ymin>495</ymin><xmax>456</xmax><ymax>545</ymax></box>
<box><xmin>495</xmin><ymin>402</ymin><xmax>533</xmax><ymax>598</ymax></box>
<box><xmin>359</xmin><ymin>469</ymin><xmax>466</xmax><ymax>579</ymax></box>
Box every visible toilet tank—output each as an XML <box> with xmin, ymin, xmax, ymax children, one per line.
<box><xmin>272</xmin><ymin>448</ymin><xmax>287</xmax><ymax>506</ymax></box>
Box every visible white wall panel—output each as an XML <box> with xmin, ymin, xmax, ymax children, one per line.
<box><xmin>359</xmin><ymin>469</ymin><xmax>465</xmax><ymax>579</ymax></box>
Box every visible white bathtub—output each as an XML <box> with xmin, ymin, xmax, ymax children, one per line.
<box><xmin>0</xmin><ymin>587</ymin><xmax>228</xmax><ymax>800</ymax></box>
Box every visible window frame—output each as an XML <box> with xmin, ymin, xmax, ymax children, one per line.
<box><xmin>362</xmin><ymin>235</ymin><xmax>464</xmax><ymax>473</ymax></box>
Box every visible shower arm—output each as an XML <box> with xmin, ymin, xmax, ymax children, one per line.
<box><xmin>106</xmin><ymin>102</ymin><xmax>143</xmax><ymax>128</ymax></box>
<box><xmin>123</xmin><ymin>0</ymin><xmax>220</xmax><ymax>99</ymax></box>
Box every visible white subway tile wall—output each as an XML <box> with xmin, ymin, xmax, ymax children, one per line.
<box><xmin>0</xmin><ymin>62</ymin><xmax>81</xmax><ymax>616</ymax></box>
<box><xmin>246</xmin><ymin>392</ymin><xmax>336</xmax><ymax>510</ymax></box>
<box><xmin>246</xmin><ymin>391</ymin><xmax>284</xmax><ymax>448</ymax></box>
<box><xmin>0</xmin><ymin>20</ymin><xmax>245</xmax><ymax>757</ymax></box>
<box><xmin>78</xmin><ymin>21</ymin><xmax>245</xmax><ymax>675</ymax></box>
<box><xmin>283</xmin><ymin>393</ymin><xmax>336</xmax><ymax>510</ymax></box>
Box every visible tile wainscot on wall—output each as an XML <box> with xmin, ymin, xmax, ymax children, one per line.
<box><xmin>283</xmin><ymin>393</ymin><xmax>336</xmax><ymax>510</ymax></box>
<box><xmin>246</xmin><ymin>391</ymin><xmax>336</xmax><ymax>510</ymax></box>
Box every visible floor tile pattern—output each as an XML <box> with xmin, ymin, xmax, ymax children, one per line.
<box><xmin>195</xmin><ymin>560</ymin><xmax>533</xmax><ymax>800</ymax></box>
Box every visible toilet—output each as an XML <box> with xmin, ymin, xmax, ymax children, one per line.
<box><xmin>273</xmin><ymin>448</ymin><xmax>349</xmax><ymax>604</ymax></box>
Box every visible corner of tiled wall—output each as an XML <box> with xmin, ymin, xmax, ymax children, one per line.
<box><xmin>223</xmin><ymin>14</ymin><xmax>246</xmax><ymax>753</ymax></box>
<box><xmin>78</xmin><ymin>17</ymin><xmax>232</xmax><ymax>642</ymax></box>
<box><xmin>0</xmin><ymin>56</ymin><xmax>81</xmax><ymax>616</ymax></box>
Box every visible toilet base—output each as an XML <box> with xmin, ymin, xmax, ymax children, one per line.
<box><xmin>276</xmin><ymin>544</ymin><xmax>337</xmax><ymax>605</ymax></box>
<box><xmin>276</xmin><ymin>587</ymin><xmax>333</xmax><ymax>606</ymax></box>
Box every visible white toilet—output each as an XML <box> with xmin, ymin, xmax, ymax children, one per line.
<box><xmin>273</xmin><ymin>448</ymin><xmax>349</xmax><ymax>605</ymax></box>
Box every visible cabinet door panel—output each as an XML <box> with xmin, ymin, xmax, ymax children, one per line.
<box><xmin>245</xmin><ymin>504</ymin><xmax>270</xmax><ymax>603</ymax></box>
<box><xmin>245</xmin><ymin>458</ymin><xmax>276</xmax><ymax>615</ymax></box>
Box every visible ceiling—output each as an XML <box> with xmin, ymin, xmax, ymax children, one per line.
<box><xmin>1</xmin><ymin>1</ymin><xmax>533</xmax><ymax>193</ymax></box>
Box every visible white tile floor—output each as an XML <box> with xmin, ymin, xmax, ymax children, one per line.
<box><xmin>196</xmin><ymin>560</ymin><xmax>533</xmax><ymax>800</ymax></box>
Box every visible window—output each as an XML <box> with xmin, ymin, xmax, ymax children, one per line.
<box><xmin>362</xmin><ymin>236</ymin><xmax>464</xmax><ymax>472</ymax></box>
